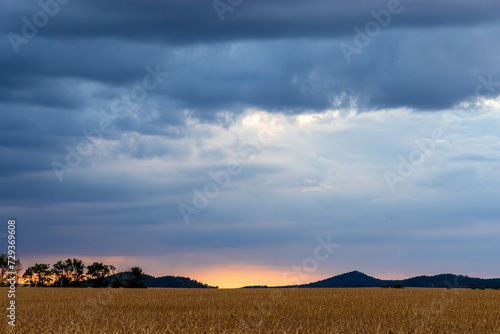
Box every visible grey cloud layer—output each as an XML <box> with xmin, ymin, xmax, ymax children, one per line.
<box><xmin>1</xmin><ymin>0</ymin><xmax>500</xmax><ymax>115</ymax></box>
<box><xmin>4</xmin><ymin>0</ymin><xmax>500</xmax><ymax>42</ymax></box>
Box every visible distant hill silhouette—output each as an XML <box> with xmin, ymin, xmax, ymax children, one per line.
<box><xmin>399</xmin><ymin>273</ymin><xmax>500</xmax><ymax>289</ymax></box>
<box><xmin>102</xmin><ymin>272</ymin><xmax>217</xmax><ymax>288</ymax></box>
<box><xmin>295</xmin><ymin>271</ymin><xmax>500</xmax><ymax>289</ymax></box>
<box><xmin>301</xmin><ymin>271</ymin><xmax>386</xmax><ymax>288</ymax></box>
<box><xmin>144</xmin><ymin>274</ymin><xmax>217</xmax><ymax>288</ymax></box>
<box><xmin>244</xmin><ymin>271</ymin><xmax>500</xmax><ymax>289</ymax></box>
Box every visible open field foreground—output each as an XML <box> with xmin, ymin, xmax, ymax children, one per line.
<box><xmin>2</xmin><ymin>287</ymin><xmax>500</xmax><ymax>333</ymax></box>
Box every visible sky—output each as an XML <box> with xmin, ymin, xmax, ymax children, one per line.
<box><xmin>1</xmin><ymin>0</ymin><xmax>500</xmax><ymax>288</ymax></box>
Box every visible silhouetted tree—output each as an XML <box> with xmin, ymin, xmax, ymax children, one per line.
<box><xmin>52</xmin><ymin>258</ymin><xmax>85</xmax><ymax>287</ymax></box>
<box><xmin>52</xmin><ymin>260</ymin><xmax>71</xmax><ymax>287</ymax></box>
<box><xmin>87</xmin><ymin>262</ymin><xmax>116</xmax><ymax>287</ymax></box>
<box><xmin>68</xmin><ymin>258</ymin><xmax>85</xmax><ymax>286</ymax></box>
<box><xmin>23</xmin><ymin>263</ymin><xmax>51</xmax><ymax>287</ymax></box>
<box><xmin>0</xmin><ymin>254</ymin><xmax>22</xmax><ymax>286</ymax></box>
<box><xmin>127</xmin><ymin>266</ymin><xmax>146</xmax><ymax>288</ymax></box>
<box><xmin>110</xmin><ymin>272</ymin><xmax>125</xmax><ymax>288</ymax></box>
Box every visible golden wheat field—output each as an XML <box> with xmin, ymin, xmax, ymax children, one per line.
<box><xmin>2</xmin><ymin>287</ymin><xmax>499</xmax><ymax>333</ymax></box>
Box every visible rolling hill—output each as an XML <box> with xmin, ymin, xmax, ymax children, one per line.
<box><xmin>242</xmin><ymin>271</ymin><xmax>500</xmax><ymax>289</ymax></box>
<box><xmin>294</xmin><ymin>271</ymin><xmax>500</xmax><ymax>289</ymax></box>
<box><xmin>101</xmin><ymin>272</ymin><xmax>217</xmax><ymax>288</ymax></box>
<box><xmin>144</xmin><ymin>274</ymin><xmax>217</xmax><ymax>288</ymax></box>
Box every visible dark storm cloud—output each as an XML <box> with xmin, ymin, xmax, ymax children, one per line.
<box><xmin>1</xmin><ymin>0</ymin><xmax>500</xmax><ymax>115</ymax></box>
<box><xmin>3</xmin><ymin>0</ymin><xmax>500</xmax><ymax>43</ymax></box>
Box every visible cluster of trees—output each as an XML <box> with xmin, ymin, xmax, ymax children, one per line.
<box><xmin>472</xmin><ymin>285</ymin><xmax>499</xmax><ymax>290</ymax></box>
<box><xmin>381</xmin><ymin>283</ymin><xmax>405</xmax><ymax>289</ymax></box>
<box><xmin>0</xmin><ymin>254</ymin><xmax>22</xmax><ymax>286</ymax></box>
<box><xmin>0</xmin><ymin>254</ymin><xmax>146</xmax><ymax>288</ymax></box>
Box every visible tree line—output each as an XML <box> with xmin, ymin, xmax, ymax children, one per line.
<box><xmin>0</xmin><ymin>254</ymin><xmax>146</xmax><ymax>288</ymax></box>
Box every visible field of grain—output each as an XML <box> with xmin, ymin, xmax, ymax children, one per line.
<box><xmin>2</xmin><ymin>287</ymin><xmax>499</xmax><ymax>333</ymax></box>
